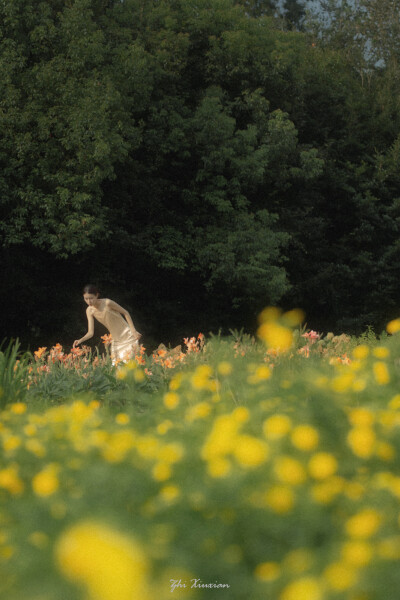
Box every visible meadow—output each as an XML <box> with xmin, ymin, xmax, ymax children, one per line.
<box><xmin>2</xmin><ymin>309</ymin><xmax>400</xmax><ymax>600</ymax></box>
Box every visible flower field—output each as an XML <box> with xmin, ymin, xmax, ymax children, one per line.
<box><xmin>2</xmin><ymin>310</ymin><xmax>400</xmax><ymax>600</ymax></box>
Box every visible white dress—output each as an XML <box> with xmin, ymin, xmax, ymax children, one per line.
<box><xmin>93</xmin><ymin>303</ymin><xmax>141</xmax><ymax>362</ymax></box>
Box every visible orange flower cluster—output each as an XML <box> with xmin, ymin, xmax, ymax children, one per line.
<box><xmin>29</xmin><ymin>343</ymin><xmax>106</xmax><ymax>387</ymax></box>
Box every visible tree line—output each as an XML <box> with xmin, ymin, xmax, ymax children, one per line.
<box><xmin>1</xmin><ymin>0</ymin><xmax>400</xmax><ymax>349</ymax></box>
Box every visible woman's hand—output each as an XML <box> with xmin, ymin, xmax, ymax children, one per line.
<box><xmin>73</xmin><ymin>339</ymin><xmax>81</xmax><ymax>348</ymax></box>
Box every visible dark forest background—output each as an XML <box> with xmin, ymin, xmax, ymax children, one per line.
<box><xmin>1</xmin><ymin>0</ymin><xmax>400</xmax><ymax>351</ymax></box>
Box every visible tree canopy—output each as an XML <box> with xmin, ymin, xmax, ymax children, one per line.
<box><xmin>1</xmin><ymin>0</ymin><xmax>400</xmax><ymax>348</ymax></box>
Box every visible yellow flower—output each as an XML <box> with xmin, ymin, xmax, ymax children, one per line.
<box><xmin>169</xmin><ymin>373</ymin><xmax>183</xmax><ymax>391</ymax></box>
<box><xmin>207</xmin><ymin>457</ymin><xmax>231</xmax><ymax>478</ymax></box>
<box><xmin>55</xmin><ymin>520</ymin><xmax>152</xmax><ymax>600</ymax></box>
<box><xmin>373</xmin><ymin>346</ymin><xmax>390</xmax><ymax>359</ymax></box>
<box><xmin>157</xmin><ymin>443</ymin><xmax>184</xmax><ymax>464</ymax></box>
<box><xmin>116</xmin><ymin>367</ymin><xmax>127</xmax><ymax>380</ymax></box>
<box><xmin>201</xmin><ymin>415</ymin><xmax>240</xmax><ymax>460</ymax></box>
<box><xmin>258</xmin><ymin>306</ymin><xmax>282</xmax><ymax>323</ymax></box>
<box><xmin>163</xmin><ymin>392</ymin><xmax>179</xmax><ymax>410</ymax></box>
<box><xmin>331</xmin><ymin>372</ymin><xmax>354</xmax><ymax>392</ymax></box>
<box><xmin>282</xmin><ymin>309</ymin><xmax>305</xmax><ymax>327</ymax></box>
<box><xmin>387</xmin><ymin>318</ymin><xmax>400</xmax><ymax>334</ymax></box>
<box><xmin>389</xmin><ymin>394</ymin><xmax>400</xmax><ymax>410</ymax></box>
<box><xmin>347</xmin><ymin>427</ymin><xmax>376</xmax><ymax>459</ymax></box>
<box><xmin>115</xmin><ymin>413</ymin><xmax>130</xmax><ymax>425</ymax></box>
<box><xmin>341</xmin><ymin>541</ymin><xmax>373</xmax><ymax>566</ymax></box>
<box><xmin>191</xmin><ymin>365</ymin><xmax>213</xmax><ymax>389</ymax></box>
<box><xmin>263</xmin><ymin>415</ymin><xmax>292</xmax><ymax>439</ymax></box>
<box><xmin>0</xmin><ymin>464</ymin><xmax>24</xmax><ymax>495</ymax></box>
<box><xmin>280</xmin><ymin>577</ymin><xmax>323</xmax><ymax>600</ymax></box>
<box><xmin>233</xmin><ymin>435</ymin><xmax>269</xmax><ymax>468</ymax></box>
<box><xmin>348</xmin><ymin>408</ymin><xmax>374</xmax><ymax>427</ymax></box>
<box><xmin>10</xmin><ymin>402</ymin><xmax>27</xmax><ymax>415</ymax></box>
<box><xmin>308</xmin><ymin>453</ymin><xmax>338</xmax><ymax>480</ymax></box>
<box><xmin>232</xmin><ymin>406</ymin><xmax>249</xmax><ymax>423</ymax></box>
<box><xmin>217</xmin><ymin>361</ymin><xmax>233</xmax><ymax>376</ymax></box>
<box><xmin>311</xmin><ymin>477</ymin><xmax>343</xmax><ymax>504</ymax></box>
<box><xmin>352</xmin><ymin>344</ymin><xmax>369</xmax><ymax>360</ymax></box>
<box><xmin>156</xmin><ymin>420</ymin><xmax>173</xmax><ymax>435</ymax></box>
<box><xmin>265</xmin><ymin>486</ymin><xmax>295</xmax><ymax>514</ymax></box>
<box><xmin>152</xmin><ymin>462</ymin><xmax>171</xmax><ymax>481</ymax></box>
<box><xmin>254</xmin><ymin>365</ymin><xmax>271</xmax><ymax>380</ymax></box>
<box><xmin>373</xmin><ymin>361</ymin><xmax>390</xmax><ymax>385</ymax></box>
<box><xmin>32</xmin><ymin>464</ymin><xmax>59</xmax><ymax>497</ymax></box>
<box><xmin>323</xmin><ymin>562</ymin><xmax>358</xmax><ymax>591</ymax></box>
<box><xmin>274</xmin><ymin>456</ymin><xmax>307</xmax><ymax>485</ymax></box>
<box><xmin>258</xmin><ymin>322</ymin><xmax>293</xmax><ymax>351</ymax></box>
<box><xmin>3</xmin><ymin>435</ymin><xmax>21</xmax><ymax>453</ymax></box>
<box><xmin>345</xmin><ymin>508</ymin><xmax>382</xmax><ymax>539</ymax></box>
<box><xmin>284</xmin><ymin>548</ymin><xmax>314</xmax><ymax>573</ymax></box>
<box><xmin>291</xmin><ymin>425</ymin><xmax>319</xmax><ymax>451</ymax></box>
<box><xmin>134</xmin><ymin>369</ymin><xmax>145</xmax><ymax>382</ymax></box>
<box><xmin>159</xmin><ymin>485</ymin><xmax>180</xmax><ymax>502</ymax></box>
<box><xmin>185</xmin><ymin>402</ymin><xmax>211</xmax><ymax>423</ymax></box>
<box><xmin>254</xmin><ymin>561</ymin><xmax>281</xmax><ymax>581</ymax></box>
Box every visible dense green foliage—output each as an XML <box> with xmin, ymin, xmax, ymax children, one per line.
<box><xmin>3</xmin><ymin>328</ymin><xmax>400</xmax><ymax>599</ymax></box>
<box><xmin>1</xmin><ymin>0</ymin><xmax>400</xmax><ymax>348</ymax></box>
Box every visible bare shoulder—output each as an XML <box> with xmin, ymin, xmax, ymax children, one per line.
<box><xmin>86</xmin><ymin>306</ymin><xmax>95</xmax><ymax>316</ymax></box>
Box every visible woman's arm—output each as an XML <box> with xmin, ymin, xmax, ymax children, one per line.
<box><xmin>73</xmin><ymin>308</ymin><xmax>95</xmax><ymax>347</ymax></box>
<box><xmin>106</xmin><ymin>299</ymin><xmax>141</xmax><ymax>339</ymax></box>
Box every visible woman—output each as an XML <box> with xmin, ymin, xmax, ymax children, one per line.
<box><xmin>73</xmin><ymin>285</ymin><xmax>141</xmax><ymax>363</ymax></box>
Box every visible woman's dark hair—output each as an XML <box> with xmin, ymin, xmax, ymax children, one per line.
<box><xmin>83</xmin><ymin>284</ymin><xmax>100</xmax><ymax>296</ymax></box>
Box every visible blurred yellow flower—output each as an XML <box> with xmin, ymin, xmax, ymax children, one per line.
<box><xmin>115</xmin><ymin>413</ymin><xmax>130</xmax><ymax>425</ymax></box>
<box><xmin>265</xmin><ymin>486</ymin><xmax>295</xmax><ymax>513</ymax></box>
<box><xmin>373</xmin><ymin>361</ymin><xmax>390</xmax><ymax>385</ymax></box>
<box><xmin>348</xmin><ymin>408</ymin><xmax>374</xmax><ymax>427</ymax></box>
<box><xmin>323</xmin><ymin>561</ymin><xmax>358</xmax><ymax>590</ymax></box>
<box><xmin>55</xmin><ymin>520</ymin><xmax>152</xmax><ymax>600</ymax></box>
<box><xmin>345</xmin><ymin>508</ymin><xmax>382</xmax><ymax>539</ymax></box>
<box><xmin>32</xmin><ymin>464</ymin><xmax>59</xmax><ymax>497</ymax></box>
<box><xmin>263</xmin><ymin>414</ymin><xmax>292</xmax><ymax>439</ymax></box>
<box><xmin>308</xmin><ymin>453</ymin><xmax>338</xmax><ymax>480</ymax></box>
<box><xmin>280</xmin><ymin>576</ymin><xmax>323</xmax><ymax>600</ymax></box>
<box><xmin>373</xmin><ymin>346</ymin><xmax>390</xmax><ymax>359</ymax></box>
<box><xmin>217</xmin><ymin>361</ymin><xmax>233</xmax><ymax>376</ymax></box>
<box><xmin>152</xmin><ymin>462</ymin><xmax>171</xmax><ymax>481</ymax></box>
<box><xmin>10</xmin><ymin>402</ymin><xmax>27</xmax><ymax>415</ymax></box>
<box><xmin>207</xmin><ymin>457</ymin><xmax>231</xmax><ymax>478</ymax></box>
<box><xmin>233</xmin><ymin>435</ymin><xmax>269</xmax><ymax>468</ymax></box>
<box><xmin>352</xmin><ymin>344</ymin><xmax>369</xmax><ymax>360</ymax></box>
<box><xmin>347</xmin><ymin>427</ymin><xmax>376</xmax><ymax>459</ymax></box>
<box><xmin>284</xmin><ymin>548</ymin><xmax>314</xmax><ymax>574</ymax></box>
<box><xmin>163</xmin><ymin>392</ymin><xmax>179</xmax><ymax>410</ymax></box>
<box><xmin>258</xmin><ymin>306</ymin><xmax>282</xmax><ymax>323</ymax></box>
<box><xmin>254</xmin><ymin>561</ymin><xmax>281</xmax><ymax>581</ymax></box>
<box><xmin>341</xmin><ymin>541</ymin><xmax>373</xmax><ymax>566</ymax></box>
<box><xmin>0</xmin><ymin>464</ymin><xmax>24</xmax><ymax>495</ymax></box>
<box><xmin>291</xmin><ymin>425</ymin><xmax>319</xmax><ymax>451</ymax></box>
<box><xmin>169</xmin><ymin>372</ymin><xmax>183</xmax><ymax>391</ymax></box>
<box><xmin>156</xmin><ymin>420</ymin><xmax>173</xmax><ymax>435</ymax></box>
<box><xmin>331</xmin><ymin>372</ymin><xmax>354</xmax><ymax>393</ymax></box>
<box><xmin>258</xmin><ymin>322</ymin><xmax>293</xmax><ymax>351</ymax></box>
<box><xmin>387</xmin><ymin>318</ymin><xmax>400</xmax><ymax>334</ymax></box>
<box><xmin>274</xmin><ymin>456</ymin><xmax>307</xmax><ymax>485</ymax></box>
<box><xmin>185</xmin><ymin>402</ymin><xmax>211</xmax><ymax>422</ymax></box>
<box><xmin>232</xmin><ymin>406</ymin><xmax>250</xmax><ymax>423</ymax></box>
<box><xmin>282</xmin><ymin>309</ymin><xmax>305</xmax><ymax>327</ymax></box>
<box><xmin>160</xmin><ymin>484</ymin><xmax>180</xmax><ymax>502</ymax></box>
